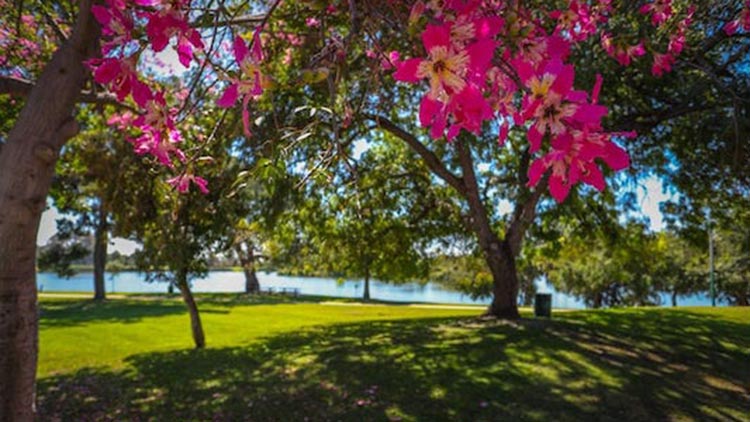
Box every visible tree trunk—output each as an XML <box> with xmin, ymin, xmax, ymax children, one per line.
<box><xmin>592</xmin><ymin>292</ymin><xmax>603</xmax><ymax>309</ymax></box>
<box><xmin>484</xmin><ymin>241</ymin><xmax>521</xmax><ymax>318</ymax></box>
<box><xmin>671</xmin><ymin>290</ymin><xmax>678</xmax><ymax>307</ymax></box>
<box><xmin>236</xmin><ymin>244</ymin><xmax>260</xmax><ymax>294</ymax></box>
<box><xmin>175</xmin><ymin>270</ymin><xmax>205</xmax><ymax>349</ymax></box>
<box><xmin>0</xmin><ymin>3</ymin><xmax>98</xmax><ymax>420</ymax></box>
<box><xmin>456</xmin><ymin>139</ymin><xmax>521</xmax><ymax>319</ymax></box>
<box><xmin>93</xmin><ymin>204</ymin><xmax>108</xmax><ymax>301</ymax></box>
<box><xmin>363</xmin><ymin>262</ymin><xmax>371</xmax><ymax>301</ymax></box>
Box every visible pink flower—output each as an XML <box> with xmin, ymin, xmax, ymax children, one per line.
<box><xmin>394</xmin><ymin>22</ymin><xmax>494</xmax><ymax>138</ymax></box>
<box><xmin>394</xmin><ymin>23</ymin><xmax>493</xmax><ymax>100</ymax></box>
<box><xmin>167</xmin><ymin>174</ymin><xmax>209</xmax><ymax>194</ymax></box>
<box><xmin>639</xmin><ymin>0</ymin><xmax>673</xmax><ymax>26</ymax></box>
<box><xmin>517</xmin><ymin>59</ymin><xmax>606</xmax><ymax>152</ymax></box>
<box><xmin>88</xmin><ymin>57</ymin><xmax>152</xmax><ymax>107</ymax></box>
<box><xmin>600</xmin><ymin>34</ymin><xmax>645</xmax><ymax>66</ymax></box>
<box><xmin>305</xmin><ymin>17</ymin><xmax>320</xmax><ymax>28</ymax></box>
<box><xmin>216</xmin><ymin>31</ymin><xmax>265</xmax><ymax>137</ymax></box>
<box><xmin>91</xmin><ymin>0</ymin><xmax>134</xmax><ymax>54</ymax></box>
<box><xmin>528</xmin><ymin>130</ymin><xmax>631</xmax><ymax>202</ymax></box>
<box><xmin>144</xmin><ymin>7</ymin><xmax>204</xmax><ymax>67</ymax></box>
<box><xmin>651</xmin><ymin>53</ymin><xmax>675</xmax><ymax>77</ymax></box>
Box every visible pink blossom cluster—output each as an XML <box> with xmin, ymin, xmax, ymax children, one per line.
<box><xmin>651</xmin><ymin>6</ymin><xmax>695</xmax><ymax>77</ymax></box>
<box><xmin>215</xmin><ymin>31</ymin><xmax>265</xmax><ymax>138</ymax></box>
<box><xmin>87</xmin><ymin>0</ymin><xmax>695</xmax><ymax>200</ymax></box>
<box><xmin>89</xmin><ymin>0</ymin><xmax>208</xmax><ymax>193</ymax></box>
<box><xmin>0</xmin><ymin>9</ymin><xmax>45</xmax><ymax>78</ymax></box>
<box><xmin>392</xmin><ymin>0</ymin><xmax>650</xmax><ymax>201</ymax></box>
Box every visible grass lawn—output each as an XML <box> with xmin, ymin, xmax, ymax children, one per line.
<box><xmin>37</xmin><ymin>294</ymin><xmax>750</xmax><ymax>421</ymax></box>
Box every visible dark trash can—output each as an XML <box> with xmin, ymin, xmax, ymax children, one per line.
<box><xmin>534</xmin><ymin>293</ymin><xmax>552</xmax><ymax>318</ymax></box>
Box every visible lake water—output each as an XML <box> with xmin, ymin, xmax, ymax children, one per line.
<box><xmin>37</xmin><ymin>271</ymin><xmax>724</xmax><ymax>309</ymax></box>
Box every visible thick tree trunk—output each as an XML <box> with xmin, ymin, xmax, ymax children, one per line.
<box><xmin>484</xmin><ymin>241</ymin><xmax>521</xmax><ymax>318</ymax></box>
<box><xmin>93</xmin><ymin>205</ymin><xmax>108</xmax><ymax>301</ymax></box>
<box><xmin>176</xmin><ymin>270</ymin><xmax>205</xmax><ymax>349</ymax></box>
<box><xmin>236</xmin><ymin>244</ymin><xmax>260</xmax><ymax>294</ymax></box>
<box><xmin>0</xmin><ymin>3</ymin><xmax>98</xmax><ymax>420</ymax></box>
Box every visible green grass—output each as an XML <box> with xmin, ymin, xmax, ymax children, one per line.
<box><xmin>37</xmin><ymin>294</ymin><xmax>750</xmax><ymax>421</ymax></box>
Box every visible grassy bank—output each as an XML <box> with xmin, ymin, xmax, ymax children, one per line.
<box><xmin>37</xmin><ymin>294</ymin><xmax>749</xmax><ymax>421</ymax></box>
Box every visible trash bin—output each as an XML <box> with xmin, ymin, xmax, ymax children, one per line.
<box><xmin>534</xmin><ymin>293</ymin><xmax>552</xmax><ymax>318</ymax></box>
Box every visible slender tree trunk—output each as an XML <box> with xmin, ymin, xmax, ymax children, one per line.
<box><xmin>363</xmin><ymin>262</ymin><xmax>371</xmax><ymax>301</ymax></box>
<box><xmin>236</xmin><ymin>244</ymin><xmax>260</xmax><ymax>294</ymax></box>
<box><xmin>671</xmin><ymin>289</ymin><xmax>678</xmax><ymax>307</ymax></box>
<box><xmin>175</xmin><ymin>270</ymin><xmax>205</xmax><ymax>349</ymax></box>
<box><xmin>0</xmin><ymin>3</ymin><xmax>98</xmax><ymax>420</ymax></box>
<box><xmin>93</xmin><ymin>205</ymin><xmax>108</xmax><ymax>301</ymax></box>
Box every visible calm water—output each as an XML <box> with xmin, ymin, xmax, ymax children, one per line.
<box><xmin>37</xmin><ymin>271</ymin><xmax>723</xmax><ymax>309</ymax></box>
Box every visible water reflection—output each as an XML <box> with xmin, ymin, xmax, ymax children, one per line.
<box><xmin>37</xmin><ymin>271</ymin><xmax>723</xmax><ymax>309</ymax></box>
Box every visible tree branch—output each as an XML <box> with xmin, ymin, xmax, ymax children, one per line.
<box><xmin>0</xmin><ymin>76</ymin><xmax>137</xmax><ymax>112</ymax></box>
<box><xmin>363</xmin><ymin>114</ymin><xmax>464</xmax><ymax>193</ymax></box>
<box><xmin>506</xmin><ymin>177</ymin><xmax>547</xmax><ymax>257</ymax></box>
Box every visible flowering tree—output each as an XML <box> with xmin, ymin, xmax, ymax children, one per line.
<box><xmin>2</xmin><ymin>0</ymin><xmax>748</xmax><ymax>419</ymax></box>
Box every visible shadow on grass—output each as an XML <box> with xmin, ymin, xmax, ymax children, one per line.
<box><xmin>39</xmin><ymin>299</ymin><xmax>230</xmax><ymax>328</ymax></box>
<box><xmin>37</xmin><ymin>310</ymin><xmax>750</xmax><ymax>421</ymax></box>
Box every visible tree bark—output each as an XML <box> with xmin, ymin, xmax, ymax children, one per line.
<box><xmin>456</xmin><ymin>139</ymin><xmax>521</xmax><ymax>319</ymax></box>
<box><xmin>93</xmin><ymin>204</ymin><xmax>108</xmax><ymax>301</ymax></box>
<box><xmin>363</xmin><ymin>261</ymin><xmax>371</xmax><ymax>301</ymax></box>
<box><xmin>175</xmin><ymin>270</ymin><xmax>205</xmax><ymax>349</ymax></box>
<box><xmin>0</xmin><ymin>2</ymin><xmax>98</xmax><ymax>420</ymax></box>
<box><xmin>236</xmin><ymin>243</ymin><xmax>260</xmax><ymax>294</ymax></box>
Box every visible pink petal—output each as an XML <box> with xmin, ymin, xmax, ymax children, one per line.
<box><xmin>251</xmin><ymin>29</ymin><xmax>263</xmax><ymax>62</ymax></box>
<box><xmin>582</xmin><ymin>163</ymin><xmax>606</xmax><ymax>191</ymax></box>
<box><xmin>527</xmin><ymin>125</ymin><xmax>544</xmax><ymax>153</ymax></box>
<box><xmin>193</xmin><ymin>176</ymin><xmax>210</xmax><ymax>194</ymax></box>
<box><xmin>234</xmin><ymin>35</ymin><xmax>248</xmax><ymax>63</ymax></box>
<box><xmin>421</xmin><ymin>24</ymin><xmax>451</xmax><ymax>52</ymax></box>
<box><xmin>527</xmin><ymin>158</ymin><xmax>547</xmax><ymax>187</ymax></box>
<box><xmin>131</xmin><ymin>79</ymin><xmax>153</xmax><ymax>108</ymax></box>
<box><xmin>177</xmin><ymin>39</ymin><xmax>193</xmax><ymax>67</ymax></box>
<box><xmin>602</xmin><ymin>142</ymin><xmax>630</xmax><ymax>170</ymax></box>
<box><xmin>216</xmin><ymin>84</ymin><xmax>239</xmax><ymax>108</ymax></box>
<box><xmin>549</xmin><ymin>175</ymin><xmax>572</xmax><ymax>202</ymax></box>
<box><xmin>419</xmin><ymin>96</ymin><xmax>441</xmax><ymax>127</ymax></box>
<box><xmin>591</xmin><ymin>74</ymin><xmax>603</xmax><ymax>104</ymax></box>
<box><xmin>91</xmin><ymin>6</ymin><xmax>112</xmax><ymax>26</ymax></box>
<box><xmin>466</xmin><ymin>39</ymin><xmax>496</xmax><ymax>74</ymax></box>
<box><xmin>93</xmin><ymin>59</ymin><xmax>121</xmax><ymax>84</ymax></box>
<box><xmin>393</xmin><ymin>58</ymin><xmax>423</xmax><ymax>83</ymax></box>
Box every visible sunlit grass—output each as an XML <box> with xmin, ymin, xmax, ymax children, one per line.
<box><xmin>38</xmin><ymin>294</ymin><xmax>750</xmax><ymax>421</ymax></box>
